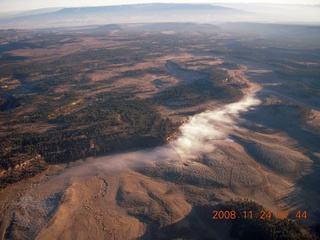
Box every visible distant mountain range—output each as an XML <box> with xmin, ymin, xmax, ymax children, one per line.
<box><xmin>0</xmin><ymin>3</ymin><xmax>244</xmax><ymax>29</ymax></box>
<box><xmin>0</xmin><ymin>3</ymin><xmax>319</xmax><ymax>29</ymax></box>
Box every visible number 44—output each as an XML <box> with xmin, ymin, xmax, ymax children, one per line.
<box><xmin>296</xmin><ymin>211</ymin><xmax>307</xmax><ymax>219</ymax></box>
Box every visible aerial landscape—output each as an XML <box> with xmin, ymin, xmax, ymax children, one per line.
<box><xmin>0</xmin><ymin>1</ymin><xmax>320</xmax><ymax>239</ymax></box>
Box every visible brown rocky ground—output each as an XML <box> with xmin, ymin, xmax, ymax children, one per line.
<box><xmin>1</xmin><ymin>62</ymin><xmax>318</xmax><ymax>239</ymax></box>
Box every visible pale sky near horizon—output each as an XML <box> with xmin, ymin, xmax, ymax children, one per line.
<box><xmin>1</xmin><ymin>0</ymin><xmax>319</xmax><ymax>12</ymax></box>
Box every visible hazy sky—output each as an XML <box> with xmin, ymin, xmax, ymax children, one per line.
<box><xmin>1</xmin><ymin>0</ymin><xmax>320</xmax><ymax>12</ymax></box>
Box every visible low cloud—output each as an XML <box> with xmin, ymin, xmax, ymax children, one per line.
<box><xmin>78</xmin><ymin>90</ymin><xmax>261</xmax><ymax>176</ymax></box>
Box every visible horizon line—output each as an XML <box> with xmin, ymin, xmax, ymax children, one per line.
<box><xmin>0</xmin><ymin>2</ymin><xmax>318</xmax><ymax>14</ymax></box>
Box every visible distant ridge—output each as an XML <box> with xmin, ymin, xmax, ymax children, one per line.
<box><xmin>54</xmin><ymin>3</ymin><xmax>232</xmax><ymax>13</ymax></box>
<box><xmin>0</xmin><ymin>3</ymin><xmax>319</xmax><ymax>29</ymax></box>
<box><xmin>15</xmin><ymin>7</ymin><xmax>63</xmax><ymax>17</ymax></box>
<box><xmin>47</xmin><ymin>3</ymin><xmax>232</xmax><ymax>17</ymax></box>
<box><xmin>0</xmin><ymin>3</ymin><xmax>243</xmax><ymax>29</ymax></box>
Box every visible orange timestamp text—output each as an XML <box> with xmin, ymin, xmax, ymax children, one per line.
<box><xmin>212</xmin><ymin>210</ymin><xmax>308</xmax><ymax>220</ymax></box>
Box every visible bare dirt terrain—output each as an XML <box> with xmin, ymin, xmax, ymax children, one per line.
<box><xmin>0</xmin><ymin>63</ymin><xmax>317</xmax><ymax>239</ymax></box>
<box><xmin>0</xmin><ymin>23</ymin><xmax>319</xmax><ymax>239</ymax></box>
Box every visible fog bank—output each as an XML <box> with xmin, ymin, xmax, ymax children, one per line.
<box><xmin>79</xmin><ymin>89</ymin><xmax>261</xmax><ymax>176</ymax></box>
